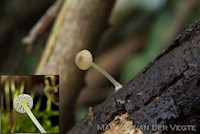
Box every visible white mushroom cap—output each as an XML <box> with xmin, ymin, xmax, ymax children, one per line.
<box><xmin>75</xmin><ymin>49</ymin><xmax>93</xmax><ymax>70</ymax></box>
<box><xmin>13</xmin><ymin>94</ymin><xmax>33</xmax><ymax>113</ymax></box>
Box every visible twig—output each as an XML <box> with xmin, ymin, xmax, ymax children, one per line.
<box><xmin>22</xmin><ymin>0</ymin><xmax>64</xmax><ymax>50</ymax></box>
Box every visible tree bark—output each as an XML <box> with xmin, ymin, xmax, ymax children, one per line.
<box><xmin>68</xmin><ymin>19</ymin><xmax>200</xmax><ymax>134</ymax></box>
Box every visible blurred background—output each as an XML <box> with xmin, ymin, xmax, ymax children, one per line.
<box><xmin>0</xmin><ymin>0</ymin><xmax>200</xmax><ymax>127</ymax></box>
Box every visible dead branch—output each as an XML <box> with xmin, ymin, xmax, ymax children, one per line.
<box><xmin>68</xmin><ymin>19</ymin><xmax>200</xmax><ymax>134</ymax></box>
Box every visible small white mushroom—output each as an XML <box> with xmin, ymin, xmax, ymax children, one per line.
<box><xmin>13</xmin><ymin>94</ymin><xmax>46</xmax><ymax>133</ymax></box>
<box><xmin>75</xmin><ymin>49</ymin><xmax>122</xmax><ymax>91</ymax></box>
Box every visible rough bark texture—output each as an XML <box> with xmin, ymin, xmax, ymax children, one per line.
<box><xmin>35</xmin><ymin>0</ymin><xmax>116</xmax><ymax>133</ymax></box>
<box><xmin>68</xmin><ymin>19</ymin><xmax>200</xmax><ymax>134</ymax></box>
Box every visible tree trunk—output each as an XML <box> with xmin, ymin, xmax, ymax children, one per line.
<box><xmin>35</xmin><ymin>0</ymin><xmax>116</xmax><ymax>133</ymax></box>
<box><xmin>68</xmin><ymin>19</ymin><xmax>200</xmax><ymax>134</ymax></box>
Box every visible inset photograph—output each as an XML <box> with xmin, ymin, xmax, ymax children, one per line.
<box><xmin>0</xmin><ymin>75</ymin><xmax>59</xmax><ymax>133</ymax></box>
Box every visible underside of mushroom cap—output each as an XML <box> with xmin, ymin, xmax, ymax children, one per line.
<box><xmin>13</xmin><ymin>94</ymin><xmax>33</xmax><ymax>113</ymax></box>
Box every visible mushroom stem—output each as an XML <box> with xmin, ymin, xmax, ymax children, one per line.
<box><xmin>21</xmin><ymin>101</ymin><xmax>46</xmax><ymax>133</ymax></box>
<box><xmin>91</xmin><ymin>62</ymin><xmax>122</xmax><ymax>91</ymax></box>
<box><xmin>75</xmin><ymin>49</ymin><xmax>123</xmax><ymax>91</ymax></box>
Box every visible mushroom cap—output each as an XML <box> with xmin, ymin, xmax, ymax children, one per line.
<box><xmin>13</xmin><ymin>94</ymin><xmax>33</xmax><ymax>113</ymax></box>
<box><xmin>75</xmin><ymin>49</ymin><xmax>93</xmax><ymax>70</ymax></box>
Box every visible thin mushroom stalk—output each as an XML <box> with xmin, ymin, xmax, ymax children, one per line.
<box><xmin>75</xmin><ymin>49</ymin><xmax>122</xmax><ymax>91</ymax></box>
<box><xmin>13</xmin><ymin>94</ymin><xmax>46</xmax><ymax>133</ymax></box>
